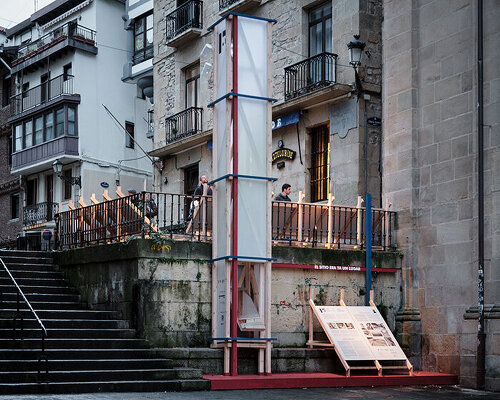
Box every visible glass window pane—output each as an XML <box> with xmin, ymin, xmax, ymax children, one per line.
<box><xmin>325</xmin><ymin>19</ymin><xmax>332</xmax><ymax>53</ymax></box>
<box><xmin>55</xmin><ymin>108</ymin><xmax>64</xmax><ymax>137</ymax></box>
<box><xmin>35</xmin><ymin>116</ymin><xmax>43</xmax><ymax>144</ymax></box>
<box><xmin>146</xmin><ymin>14</ymin><xmax>153</xmax><ymax>29</ymax></box>
<box><xmin>45</xmin><ymin>113</ymin><xmax>54</xmax><ymax>140</ymax></box>
<box><xmin>309</xmin><ymin>24</ymin><xmax>322</xmax><ymax>56</ymax></box>
<box><xmin>68</xmin><ymin>107</ymin><xmax>75</xmax><ymax>135</ymax></box>
<box><xmin>135</xmin><ymin>35</ymin><xmax>144</xmax><ymax>51</ymax></box>
<box><xmin>24</xmin><ymin>120</ymin><xmax>33</xmax><ymax>148</ymax></box>
<box><xmin>146</xmin><ymin>28</ymin><xmax>153</xmax><ymax>46</ymax></box>
<box><xmin>15</xmin><ymin>124</ymin><xmax>23</xmax><ymax>151</ymax></box>
<box><xmin>134</xmin><ymin>18</ymin><xmax>144</xmax><ymax>34</ymax></box>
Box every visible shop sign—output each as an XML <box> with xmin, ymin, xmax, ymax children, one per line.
<box><xmin>272</xmin><ymin>148</ymin><xmax>296</xmax><ymax>163</ymax></box>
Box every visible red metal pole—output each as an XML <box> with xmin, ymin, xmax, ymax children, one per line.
<box><xmin>231</xmin><ymin>15</ymin><xmax>238</xmax><ymax>377</ymax></box>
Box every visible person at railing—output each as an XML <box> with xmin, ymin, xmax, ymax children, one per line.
<box><xmin>274</xmin><ymin>183</ymin><xmax>292</xmax><ymax>201</ymax></box>
<box><xmin>187</xmin><ymin>175</ymin><xmax>212</xmax><ymax>222</ymax></box>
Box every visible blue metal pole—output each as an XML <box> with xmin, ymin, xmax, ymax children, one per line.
<box><xmin>365</xmin><ymin>193</ymin><xmax>372</xmax><ymax>306</ymax></box>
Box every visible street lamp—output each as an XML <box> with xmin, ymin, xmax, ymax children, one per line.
<box><xmin>347</xmin><ymin>34</ymin><xmax>366</xmax><ymax>98</ymax></box>
<box><xmin>52</xmin><ymin>159</ymin><xmax>81</xmax><ymax>187</ymax></box>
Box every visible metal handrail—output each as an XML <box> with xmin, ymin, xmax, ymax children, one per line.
<box><xmin>0</xmin><ymin>256</ymin><xmax>48</xmax><ymax>380</ymax></box>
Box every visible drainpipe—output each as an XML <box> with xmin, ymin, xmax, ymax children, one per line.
<box><xmin>476</xmin><ymin>0</ymin><xmax>485</xmax><ymax>390</ymax></box>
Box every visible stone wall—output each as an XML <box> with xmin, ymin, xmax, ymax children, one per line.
<box><xmin>55</xmin><ymin>239</ymin><xmax>402</xmax><ymax>349</ymax></box>
<box><xmin>382</xmin><ymin>0</ymin><xmax>499</xmax><ymax>390</ymax></box>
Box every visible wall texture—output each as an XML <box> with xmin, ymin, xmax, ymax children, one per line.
<box><xmin>382</xmin><ymin>0</ymin><xmax>499</xmax><ymax>390</ymax></box>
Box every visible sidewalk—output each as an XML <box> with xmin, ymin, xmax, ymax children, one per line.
<box><xmin>0</xmin><ymin>386</ymin><xmax>497</xmax><ymax>400</ymax></box>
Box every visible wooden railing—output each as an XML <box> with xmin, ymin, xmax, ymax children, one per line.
<box><xmin>55</xmin><ymin>189</ymin><xmax>396</xmax><ymax>251</ymax></box>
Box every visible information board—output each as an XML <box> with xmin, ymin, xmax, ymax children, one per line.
<box><xmin>311</xmin><ymin>303</ymin><xmax>407</xmax><ymax>362</ymax></box>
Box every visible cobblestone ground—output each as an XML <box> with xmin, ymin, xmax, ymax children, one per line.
<box><xmin>0</xmin><ymin>386</ymin><xmax>497</xmax><ymax>400</ymax></box>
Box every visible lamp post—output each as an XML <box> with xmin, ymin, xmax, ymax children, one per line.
<box><xmin>52</xmin><ymin>159</ymin><xmax>81</xmax><ymax>187</ymax></box>
<box><xmin>347</xmin><ymin>34</ymin><xmax>366</xmax><ymax>98</ymax></box>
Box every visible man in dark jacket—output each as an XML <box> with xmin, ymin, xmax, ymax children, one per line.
<box><xmin>274</xmin><ymin>183</ymin><xmax>291</xmax><ymax>201</ymax></box>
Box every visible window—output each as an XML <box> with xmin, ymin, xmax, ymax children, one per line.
<box><xmin>185</xmin><ymin>64</ymin><xmax>200</xmax><ymax>109</ymax></box>
<box><xmin>63</xmin><ymin>63</ymin><xmax>72</xmax><ymax>81</ymax></box>
<box><xmin>14</xmin><ymin>124</ymin><xmax>22</xmax><ymax>151</ymax></box>
<box><xmin>125</xmin><ymin>121</ymin><xmax>135</xmax><ymax>149</ymax></box>
<box><xmin>8</xmin><ymin>135</ymin><xmax>12</xmax><ymax>165</ymax></box>
<box><xmin>133</xmin><ymin>12</ymin><xmax>153</xmax><ymax>64</ymax></box>
<box><xmin>310</xmin><ymin>125</ymin><xmax>330</xmax><ymax>202</ymax></box>
<box><xmin>34</xmin><ymin>116</ymin><xmax>43</xmax><ymax>145</ymax></box>
<box><xmin>10</xmin><ymin>193</ymin><xmax>20</xmax><ymax>219</ymax></box>
<box><xmin>45</xmin><ymin>112</ymin><xmax>54</xmax><ymax>140</ymax></box>
<box><xmin>20</xmin><ymin>29</ymin><xmax>31</xmax><ymax>44</ymax></box>
<box><xmin>308</xmin><ymin>2</ymin><xmax>332</xmax><ymax>56</ymax></box>
<box><xmin>24</xmin><ymin>120</ymin><xmax>33</xmax><ymax>148</ymax></box>
<box><xmin>55</xmin><ymin>108</ymin><xmax>64</xmax><ymax>137</ymax></box>
<box><xmin>41</xmin><ymin>73</ymin><xmax>49</xmax><ymax>103</ymax></box>
<box><xmin>26</xmin><ymin>179</ymin><xmax>37</xmax><ymax>206</ymax></box>
<box><xmin>22</xmin><ymin>82</ymin><xmax>29</xmax><ymax>97</ymax></box>
<box><xmin>68</xmin><ymin>107</ymin><xmax>76</xmax><ymax>135</ymax></box>
<box><xmin>2</xmin><ymin>75</ymin><xmax>11</xmax><ymax>107</ymax></box>
<box><xmin>63</xmin><ymin>170</ymin><xmax>72</xmax><ymax>200</ymax></box>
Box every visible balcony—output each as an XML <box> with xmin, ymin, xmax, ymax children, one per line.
<box><xmin>11</xmin><ymin>74</ymin><xmax>74</xmax><ymax>118</ymax></box>
<box><xmin>284</xmin><ymin>52</ymin><xmax>338</xmax><ymax>101</ymax></box>
<box><xmin>23</xmin><ymin>201</ymin><xmax>58</xmax><ymax>228</ymax></box>
<box><xmin>11</xmin><ymin>22</ymin><xmax>97</xmax><ymax>74</ymax></box>
<box><xmin>11</xmin><ymin>136</ymin><xmax>79</xmax><ymax>174</ymax></box>
<box><xmin>166</xmin><ymin>106</ymin><xmax>203</xmax><ymax>143</ymax></box>
<box><xmin>219</xmin><ymin>0</ymin><xmax>260</xmax><ymax>14</ymax></box>
<box><xmin>166</xmin><ymin>0</ymin><xmax>203</xmax><ymax>47</ymax></box>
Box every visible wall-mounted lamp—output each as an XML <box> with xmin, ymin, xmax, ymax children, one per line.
<box><xmin>347</xmin><ymin>34</ymin><xmax>366</xmax><ymax>98</ymax></box>
<box><xmin>52</xmin><ymin>159</ymin><xmax>81</xmax><ymax>187</ymax></box>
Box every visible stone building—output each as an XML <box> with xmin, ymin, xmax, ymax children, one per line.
<box><xmin>0</xmin><ymin>30</ymin><xmax>21</xmax><ymax>248</ymax></box>
<box><xmin>382</xmin><ymin>0</ymin><xmax>499</xmax><ymax>391</ymax></box>
<box><xmin>152</xmin><ymin>0</ymin><xmax>383</xmax><ymax>207</ymax></box>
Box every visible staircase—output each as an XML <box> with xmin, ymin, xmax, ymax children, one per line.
<box><xmin>0</xmin><ymin>250</ymin><xmax>210</xmax><ymax>394</ymax></box>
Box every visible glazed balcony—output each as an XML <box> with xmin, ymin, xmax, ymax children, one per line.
<box><xmin>166</xmin><ymin>0</ymin><xmax>203</xmax><ymax>47</ymax></box>
<box><xmin>23</xmin><ymin>201</ymin><xmax>58</xmax><ymax>227</ymax></box>
<box><xmin>11</xmin><ymin>74</ymin><xmax>74</xmax><ymax>117</ymax></box>
<box><xmin>219</xmin><ymin>0</ymin><xmax>260</xmax><ymax>14</ymax></box>
<box><xmin>132</xmin><ymin>45</ymin><xmax>154</xmax><ymax>66</ymax></box>
<box><xmin>11</xmin><ymin>22</ymin><xmax>97</xmax><ymax>74</ymax></box>
<box><xmin>284</xmin><ymin>52</ymin><xmax>338</xmax><ymax>101</ymax></box>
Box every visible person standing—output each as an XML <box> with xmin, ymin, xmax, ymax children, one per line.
<box><xmin>274</xmin><ymin>183</ymin><xmax>291</xmax><ymax>201</ymax></box>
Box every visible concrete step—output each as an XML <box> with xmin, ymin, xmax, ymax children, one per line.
<box><xmin>0</xmin><ymin>328</ymin><xmax>137</xmax><ymax>339</ymax></box>
<box><xmin>0</xmin><ymin>250</ymin><xmax>52</xmax><ymax>258</ymax></box>
<box><xmin>0</xmin><ymin>367</ymin><xmax>203</xmax><ymax>384</ymax></box>
<box><xmin>0</xmin><ymin>318</ymin><xmax>130</xmax><ymax>329</ymax></box>
<box><xmin>0</xmin><ymin>270</ymin><xmax>64</xmax><ymax>279</ymax></box>
<box><xmin>0</xmin><ymin>378</ymin><xmax>210</xmax><ymax>394</ymax></box>
<box><xmin>0</xmin><ymin>277</ymin><xmax>68</xmax><ymax>287</ymax></box>
<box><xmin>0</xmin><ymin>358</ymin><xmax>174</xmax><ymax>372</ymax></box>
<box><xmin>0</xmin><ymin>255</ymin><xmax>54</xmax><ymax>265</ymax></box>
<box><xmin>0</xmin><ymin>348</ymin><xmax>174</xmax><ymax>360</ymax></box>
<box><xmin>0</xmin><ymin>301</ymin><xmax>86</xmax><ymax>310</ymax></box>
<box><xmin>0</xmin><ymin>285</ymin><xmax>77</xmax><ymax>295</ymax></box>
<box><xmin>0</xmin><ymin>293</ymin><xmax>81</xmax><ymax>302</ymax></box>
<box><xmin>0</xmin><ymin>338</ymin><xmax>150</xmax><ymax>349</ymax></box>
<box><xmin>0</xmin><ymin>263</ymin><xmax>58</xmax><ymax>272</ymax></box>
<box><xmin>0</xmin><ymin>309</ymin><xmax>122</xmax><ymax>320</ymax></box>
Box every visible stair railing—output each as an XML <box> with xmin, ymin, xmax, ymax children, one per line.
<box><xmin>0</xmin><ymin>257</ymin><xmax>48</xmax><ymax>381</ymax></box>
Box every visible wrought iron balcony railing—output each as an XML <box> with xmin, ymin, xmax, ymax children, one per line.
<box><xmin>284</xmin><ymin>52</ymin><xmax>337</xmax><ymax>101</ymax></box>
<box><xmin>166</xmin><ymin>0</ymin><xmax>203</xmax><ymax>42</ymax></box>
<box><xmin>11</xmin><ymin>74</ymin><xmax>74</xmax><ymax>115</ymax></box>
<box><xmin>165</xmin><ymin>107</ymin><xmax>203</xmax><ymax>144</ymax></box>
<box><xmin>14</xmin><ymin>22</ymin><xmax>96</xmax><ymax>65</ymax></box>
<box><xmin>23</xmin><ymin>202</ymin><xmax>58</xmax><ymax>226</ymax></box>
<box><xmin>133</xmin><ymin>45</ymin><xmax>154</xmax><ymax>65</ymax></box>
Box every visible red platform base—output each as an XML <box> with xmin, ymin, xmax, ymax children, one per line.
<box><xmin>203</xmin><ymin>371</ymin><xmax>458</xmax><ymax>390</ymax></box>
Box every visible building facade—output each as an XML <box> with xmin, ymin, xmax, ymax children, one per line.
<box><xmin>152</xmin><ymin>0</ymin><xmax>383</xmax><ymax>208</ymax></box>
<box><xmin>382</xmin><ymin>0</ymin><xmax>499</xmax><ymax>391</ymax></box>
<box><xmin>3</xmin><ymin>0</ymin><xmax>153</xmax><ymax>246</ymax></box>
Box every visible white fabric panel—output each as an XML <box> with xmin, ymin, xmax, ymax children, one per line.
<box><xmin>238</xmin><ymin>179</ymin><xmax>267</xmax><ymax>259</ymax></box>
<box><xmin>216</xmin><ymin>20</ymin><xmax>227</xmax><ymax>98</ymax></box>
<box><xmin>237</xmin><ymin>18</ymin><xmax>267</xmax><ymax>98</ymax></box>
<box><xmin>216</xmin><ymin>259</ymin><xmax>226</xmax><ymax>337</ymax></box>
<box><xmin>237</xmin><ymin>97</ymin><xmax>267</xmax><ymax>176</ymax></box>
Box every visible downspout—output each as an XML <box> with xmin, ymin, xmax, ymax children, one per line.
<box><xmin>476</xmin><ymin>0</ymin><xmax>485</xmax><ymax>390</ymax></box>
